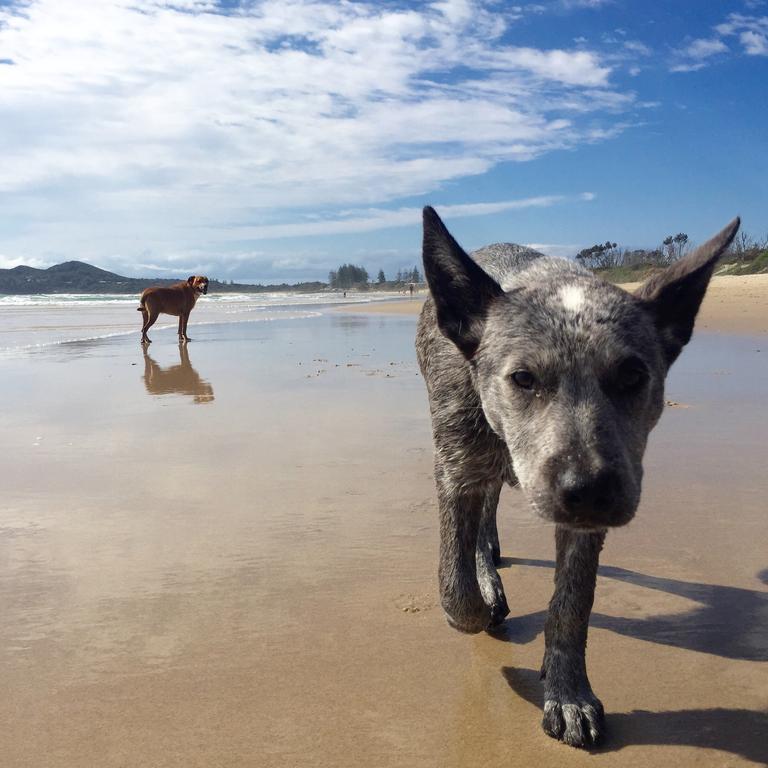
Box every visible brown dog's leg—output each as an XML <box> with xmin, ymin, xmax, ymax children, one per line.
<box><xmin>142</xmin><ymin>308</ymin><xmax>159</xmax><ymax>344</ymax></box>
<box><xmin>182</xmin><ymin>312</ymin><xmax>191</xmax><ymax>342</ymax></box>
<box><xmin>140</xmin><ymin>308</ymin><xmax>150</xmax><ymax>343</ymax></box>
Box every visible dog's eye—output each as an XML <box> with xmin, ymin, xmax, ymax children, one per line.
<box><xmin>510</xmin><ymin>370</ymin><xmax>536</xmax><ymax>390</ymax></box>
<box><xmin>615</xmin><ymin>358</ymin><xmax>648</xmax><ymax>393</ymax></box>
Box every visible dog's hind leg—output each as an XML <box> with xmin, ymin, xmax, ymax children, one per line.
<box><xmin>475</xmin><ymin>480</ymin><xmax>509</xmax><ymax>626</ymax></box>
<box><xmin>436</xmin><ymin>476</ymin><xmax>493</xmax><ymax>634</ymax></box>
<box><xmin>141</xmin><ymin>308</ymin><xmax>159</xmax><ymax>344</ymax></box>
<box><xmin>139</xmin><ymin>308</ymin><xmax>149</xmax><ymax>343</ymax></box>
<box><xmin>540</xmin><ymin>526</ymin><xmax>606</xmax><ymax>748</ymax></box>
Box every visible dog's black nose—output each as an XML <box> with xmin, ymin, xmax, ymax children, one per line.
<box><xmin>557</xmin><ymin>468</ymin><xmax>621</xmax><ymax>523</ymax></box>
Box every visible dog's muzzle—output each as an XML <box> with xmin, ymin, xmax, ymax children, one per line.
<box><xmin>552</xmin><ymin>468</ymin><xmax>635</xmax><ymax>528</ymax></box>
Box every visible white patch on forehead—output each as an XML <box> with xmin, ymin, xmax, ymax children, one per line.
<box><xmin>559</xmin><ymin>284</ymin><xmax>586</xmax><ymax>312</ymax></box>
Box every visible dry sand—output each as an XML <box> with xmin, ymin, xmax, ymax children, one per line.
<box><xmin>336</xmin><ymin>297</ymin><xmax>427</xmax><ymax>315</ymax></box>
<box><xmin>0</xmin><ymin>289</ymin><xmax>766</xmax><ymax>767</ymax></box>
<box><xmin>340</xmin><ymin>273</ymin><xmax>768</xmax><ymax>334</ymax></box>
<box><xmin>625</xmin><ymin>274</ymin><xmax>768</xmax><ymax>335</ymax></box>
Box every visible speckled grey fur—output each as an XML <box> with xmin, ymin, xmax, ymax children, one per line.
<box><xmin>415</xmin><ymin>206</ymin><xmax>739</xmax><ymax>748</ymax></box>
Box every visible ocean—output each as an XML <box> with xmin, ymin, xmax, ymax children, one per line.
<box><xmin>0</xmin><ymin>291</ymin><xmax>395</xmax><ymax>354</ymax></box>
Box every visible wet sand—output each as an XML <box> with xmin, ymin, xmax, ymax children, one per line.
<box><xmin>1</xmin><ymin>307</ymin><xmax>767</xmax><ymax>767</ymax></box>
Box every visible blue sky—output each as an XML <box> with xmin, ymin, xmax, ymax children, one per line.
<box><xmin>0</xmin><ymin>0</ymin><xmax>766</xmax><ymax>283</ymax></box>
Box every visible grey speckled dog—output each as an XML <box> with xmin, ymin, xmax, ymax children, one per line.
<box><xmin>415</xmin><ymin>206</ymin><xmax>739</xmax><ymax>748</ymax></box>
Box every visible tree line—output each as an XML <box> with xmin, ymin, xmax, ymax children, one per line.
<box><xmin>575</xmin><ymin>229</ymin><xmax>767</xmax><ymax>271</ymax></box>
<box><xmin>328</xmin><ymin>264</ymin><xmax>422</xmax><ymax>289</ymax></box>
<box><xmin>330</xmin><ymin>227</ymin><xmax>767</xmax><ymax>291</ymax></box>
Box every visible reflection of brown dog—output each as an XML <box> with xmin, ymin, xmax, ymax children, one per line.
<box><xmin>137</xmin><ymin>275</ymin><xmax>209</xmax><ymax>344</ymax></box>
<box><xmin>142</xmin><ymin>345</ymin><xmax>214</xmax><ymax>404</ymax></box>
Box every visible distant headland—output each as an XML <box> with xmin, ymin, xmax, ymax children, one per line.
<box><xmin>0</xmin><ymin>261</ymin><xmax>325</xmax><ymax>295</ymax></box>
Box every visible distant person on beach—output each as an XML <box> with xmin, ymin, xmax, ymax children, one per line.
<box><xmin>409</xmin><ymin>283</ymin><xmax>415</xmax><ymax>296</ymax></box>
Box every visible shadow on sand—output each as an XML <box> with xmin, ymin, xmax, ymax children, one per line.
<box><xmin>502</xmin><ymin>667</ymin><xmax>768</xmax><ymax>764</ymax></box>
<box><xmin>491</xmin><ymin>559</ymin><xmax>768</xmax><ymax>759</ymax></box>
<box><xmin>495</xmin><ymin>557</ymin><xmax>768</xmax><ymax>661</ymax></box>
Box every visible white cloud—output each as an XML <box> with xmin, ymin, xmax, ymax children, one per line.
<box><xmin>670</xmin><ymin>35</ymin><xmax>729</xmax><ymax>72</ymax></box>
<box><xmin>0</xmin><ymin>254</ymin><xmax>51</xmax><ymax>269</ymax></box>
<box><xmin>683</xmin><ymin>37</ymin><xmax>729</xmax><ymax>59</ymax></box>
<box><xmin>714</xmin><ymin>12</ymin><xmax>768</xmax><ymax>37</ymax></box>
<box><xmin>623</xmin><ymin>40</ymin><xmax>652</xmax><ymax>56</ymax></box>
<box><xmin>674</xmin><ymin>13</ymin><xmax>768</xmax><ymax>71</ymax></box>
<box><xmin>199</xmin><ymin>194</ymin><xmax>590</xmax><ymax>240</ymax></box>
<box><xmin>561</xmin><ymin>0</ymin><xmax>613</xmax><ymax>8</ymax></box>
<box><xmin>525</xmin><ymin>242</ymin><xmax>581</xmax><ymax>258</ymax></box>
<box><xmin>489</xmin><ymin>48</ymin><xmax>610</xmax><ymax>87</ymax></box>
<box><xmin>670</xmin><ymin>61</ymin><xmax>707</xmax><ymax>73</ymax></box>
<box><xmin>740</xmin><ymin>29</ymin><xmax>768</xmax><ymax>55</ymax></box>
<box><xmin>0</xmin><ymin>193</ymin><xmax>596</xmax><ymax>276</ymax></box>
<box><xmin>0</xmin><ymin>0</ymin><xmax>628</xmax><ymax>273</ymax></box>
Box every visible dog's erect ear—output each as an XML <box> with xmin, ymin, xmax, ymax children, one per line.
<box><xmin>422</xmin><ymin>206</ymin><xmax>504</xmax><ymax>359</ymax></box>
<box><xmin>635</xmin><ymin>217</ymin><xmax>740</xmax><ymax>366</ymax></box>
<box><xmin>187</xmin><ymin>276</ymin><xmax>195</xmax><ymax>285</ymax></box>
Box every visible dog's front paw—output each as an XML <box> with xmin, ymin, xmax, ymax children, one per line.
<box><xmin>478</xmin><ymin>572</ymin><xmax>509</xmax><ymax>627</ymax></box>
<box><xmin>542</xmin><ymin>694</ymin><xmax>605</xmax><ymax>748</ymax></box>
<box><xmin>488</xmin><ymin>590</ymin><xmax>509</xmax><ymax>626</ymax></box>
<box><xmin>442</xmin><ymin>589</ymin><xmax>491</xmax><ymax>634</ymax></box>
<box><xmin>444</xmin><ymin>604</ymin><xmax>491</xmax><ymax>634</ymax></box>
<box><xmin>476</xmin><ymin>546</ymin><xmax>509</xmax><ymax>627</ymax></box>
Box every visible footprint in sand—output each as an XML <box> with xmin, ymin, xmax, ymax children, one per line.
<box><xmin>394</xmin><ymin>594</ymin><xmax>437</xmax><ymax>614</ymax></box>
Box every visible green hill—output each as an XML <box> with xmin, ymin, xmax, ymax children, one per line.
<box><xmin>0</xmin><ymin>261</ymin><xmax>325</xmax><ymax>294</ymax></box>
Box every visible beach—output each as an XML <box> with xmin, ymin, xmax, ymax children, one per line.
<box><xmin>338</xmin><ymin>273</ymin><xmax>768</xmax><ymax>333</ymax></box>
<box><xmin>0</xmin><ymin>278</ymin><xmax>767</xmax><ymax>767</ymax></box>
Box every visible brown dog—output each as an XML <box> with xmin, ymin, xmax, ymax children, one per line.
<box><xmin>137</xmin><ymin>275</ymin><xmax>209</xmax><ymax>344</ymax></box>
